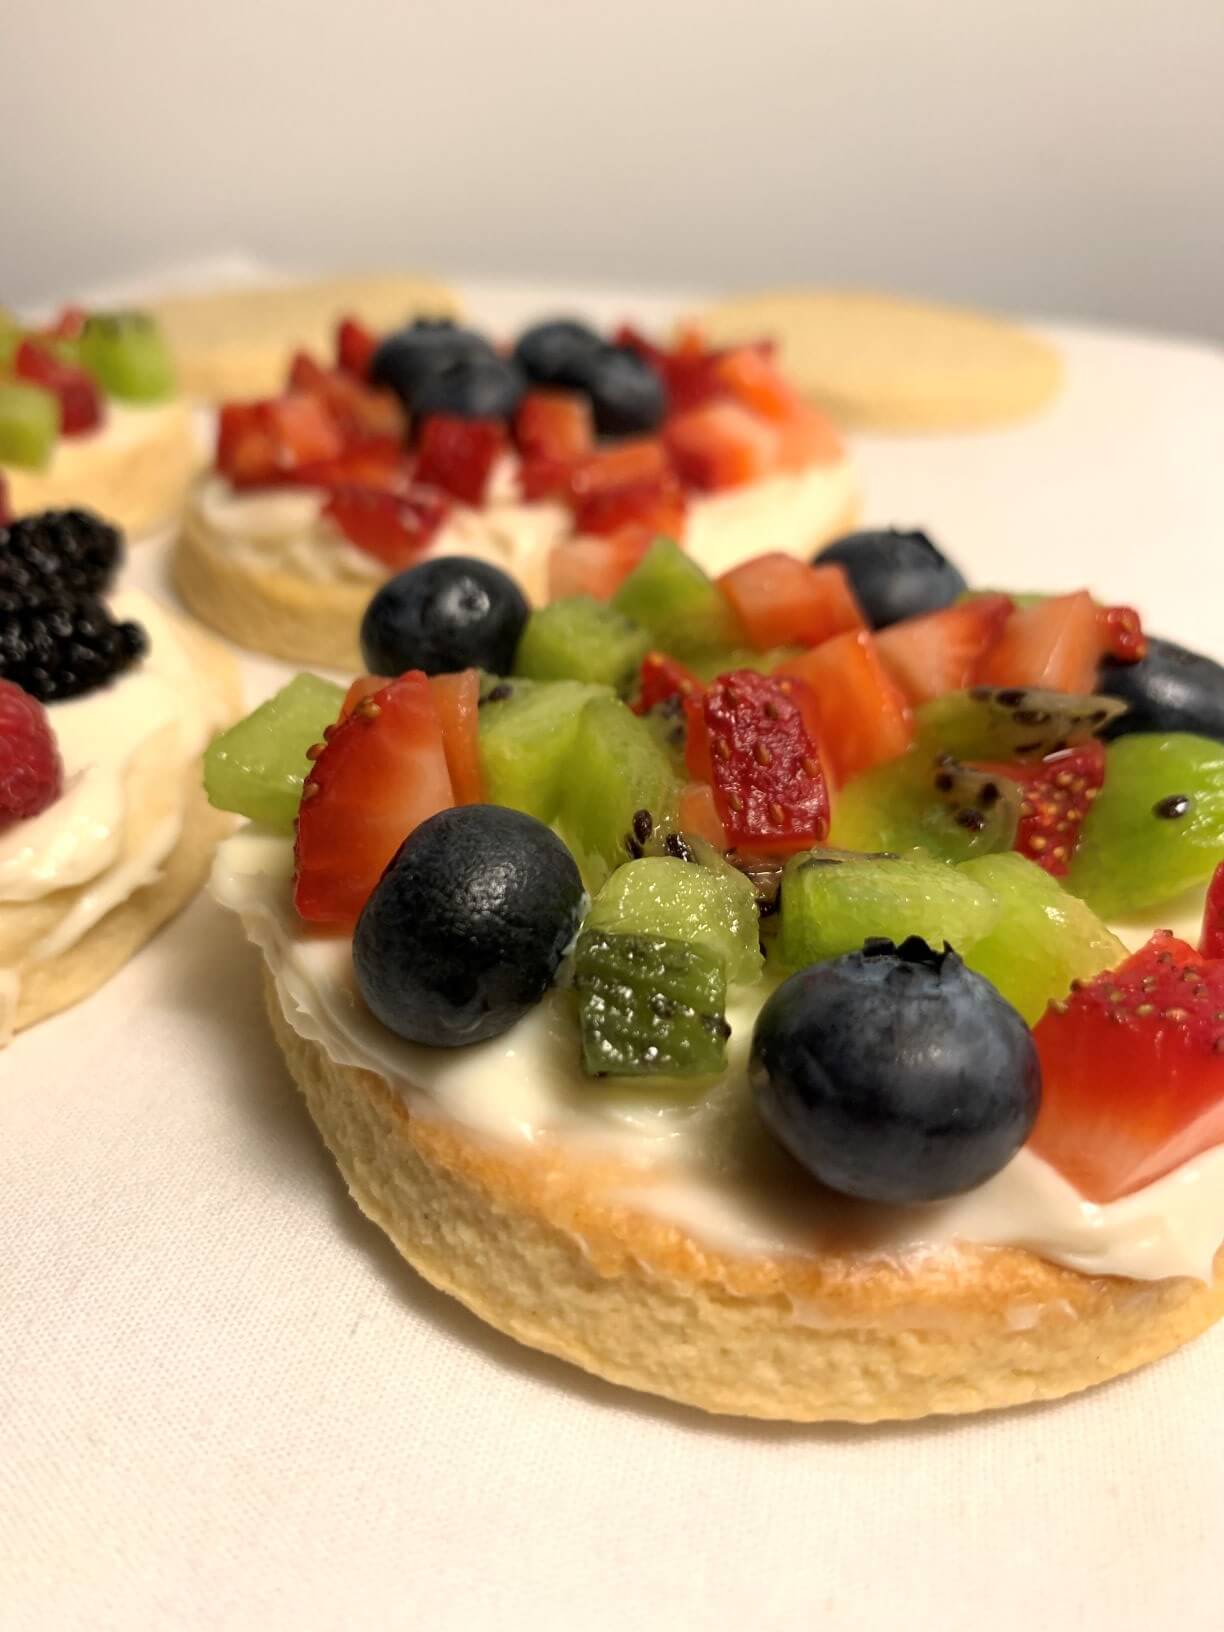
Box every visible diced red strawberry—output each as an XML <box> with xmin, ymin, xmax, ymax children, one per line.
<box><xmin>518</xmin><ymin>455</ymin><xmax>573</xmax><ymax>502</ymax></box>
<box><xmin>665</xmin><ymin>401</ymin><xmax>778</xmax><ymax>492</ymax></box>
<box><xmin>1200</xmin><ymin>860</ymin><xmax>1224</xmax><ymax>959</ymax></box>
<box><xmin>15</xmin><ymin>338</ymin><xmax>102</xmax><ymax>436</ymax></box>
<box><xmin>0</xmin><ymin>474</ymin><xmax>11</xmax><ymax>526</ymax></box>
<box><xmin>567</xmin><ymin>438</ymin><xmax>672</xmax><ymax>501</ymax></box>
<box><xmin>339</xmin><ymin>675</ymin><xmax>389</xmax><ymax>720</ymax></box>
<box><xmin>287</xmin><ymin>352</ymin><xmax>406</xmax><ymax>443</ymax></box>
<box><xmin>43</xmin><ymin>305</ymin><xmax>87</xmax><ymax>342</ymax></box>
<box><xmin>773</xmin><ymin>401</ymin><xmax>846</xmax><ymax>470</ymax></box>
<box><xmin>292</xmin><ymin>439</ymin><xmax>415</xmax><ymax>495</ymax></box>
<box><xmin>546</xmin><ymin>535</ymin><xmax>651</xmax><ymax>602</ymax></box>
<box><xmin>614</xmin><ymin>324</ymin><xmax>726</xmax><ymax>412</ymax></box>
<box><xmin>0</xmin><ymin>679</ymin><xmax>62</xmax><ymax>825</ymax></box>
<box><xmin>216</xmin><ymin>394</ymin><xmax>346</xmax><ymax>487</ymax></box>
<box><xmin>979</xmin><ymin>740</ymin><xmax>1106</xmax><ymax>877</ymax></box>
<box><xmin>677</xmin><ymin>780</ymin><xmax>726</xmax><ymax>848</ymax></box>
<box><xmin>631</xmin><ymin>651</ymin><xmax>704</xmax><ymax>715</ymax></box>
<box><xmin>336</xmin><ymin>316</ymin><xmax>378</xmax><ymax>379</ymax></box>
<box><xmin>778</xmin><ymin>631</ymin><xmax>914</xmax><ymax>787</ymax></box>
<box><xmin>718</xmin><ymin>554</ymin><xmax>866</xmax><ymax>651</ymax></box>
<box><xmin>712</xmin><ymin>347</ymin><xmax>800</xmax><ymax>420</ymax></box>
<box><xmin>977</xmin><ymin>591</ymin><xmax>1102</xmax><ymax>694</ymax></box>
<box><xmin>322</xmin><ymin>484</ymin><xmax>450</xmax><ymax>569</ymax></box>
<box><xmin>572</xmin><ymin>475</ymin><xmax>686</xmax><ymax>543</ymax></box>
<box><xmin>513</xmin><ymin>390</ymin><xmax>594</xmax><ymax>462</ymax></box>
<box><xmin>1098</xmin><ymin>603</ymin><xmax>1148</xmax><ymax>664</ymax></box>
<box><xmin>294</xmin><ymin>671</ymin><xmax>454</xmax><ymax>928</ymax></box>
<box><xmin>429</xmin><ymin>669</ymin><xmax>484</xmax><ymax>804</ymax></box>
<box><xmin>415</xmin><ymin>416</ymin><xmax>505</xmax><ymax>505</ymax></box>
<box><xmin>875</xmin><ymin>593</ymin><xmax>1014</xmax><ymax>705</ymax></box>
<box><xmin>684</xmin><ymin>670</ymin><xmax>829</xmax><ymax>855</ymax></box>
<box><xmin>1029</xmin><ymin>932</ymin><xmax>1224</xmax><ymax>1201</ymax></box>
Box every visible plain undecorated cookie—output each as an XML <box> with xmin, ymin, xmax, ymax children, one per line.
<box><xmin>693</xmin><ymin>289</ymin><xmax>1062</xmax><ymax>431</ymax></box>
<box><xmin>151</xmin><ymin>273</ymin><xmax>461</xmax><ymax>400</ymax></box>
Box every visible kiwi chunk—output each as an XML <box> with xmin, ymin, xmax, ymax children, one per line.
<box><xmin>1066</xmin><ymin>732</ymin><xmax>1224</xmax><ymax>917</ymax></box>
<box><xmin>559</xmin><ymin>697</ymin><xmax>679</xmax><ymax>886</ymax></box>
<box><xmin>916</xmin><ymin>687</ymin><xmax>1127</xmax><ymax>762</ymax></box>
<box><xmin>585</xmin><ymin>855</ymin><xmax>761</xmax><ymax>985</ymax></box>
<box><xmin>828</xmin><ymin>751</ymin><xmax>1019</xmax><ymax>863</ymax></box>
<box><xmin>959</xmin><ymin>853</ymin><xmax>1126</xmax><ymax>1023</ymax></box>
<box><xmin>612</xmin><ymin>538</ymin><xmax>739</xmax><ymax>656</ymax></box>
<box><xmin>514</xmin><ymin>596</ymin><xmax>649</xmax><ymax>691</ymax></box>
<box><xmin>0</xmin><ymin>381</ymin><xmax>59</xmax><ymax>470</ymax></box>
<box><xmin>574</xmin><ymin>929</ymin><xmax>729</xmax><ymax>1078</ymax></box>
<box><xmin>477</xmin><ymin>679</ymin><xmax>611</xmax><ymax>823</ymax></box>
<box><xmin>204</xmin><ymin>673</ymin><xmax>346</xmax><ymax>831</ymax></box>
<box><xmin>778</xmin><ymin>851</ymin><xmax>1000</xmax><ymax>967</ymax></box>
<box><xmin>78</xmin><ymin>312</ymin><xmax>176</xmax><ymax>403</ymax></box>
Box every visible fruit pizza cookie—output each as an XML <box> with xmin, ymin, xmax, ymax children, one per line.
<box><xmin>206</xmin><ymin>525</ymin><xmax>1224</xmax><ymax>1422</ymax></box>
<box><xmin>0</xmin><ymin>304</ymin><xmax>198</xmax><ymax>537</ymax></box>
<box><xmin>0</xmin><ymin>509</ymin><xmax>241</xmax><ymax>1039</ymax></box>
<box><xmin>174</xmin><ymin>315</ymin><xmax>858</xmax><ymax>669</ymax></box>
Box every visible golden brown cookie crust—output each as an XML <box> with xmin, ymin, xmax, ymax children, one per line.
<box><xmin>264</xmin><ymin>972</ymin><xmax>1224</xmax><ymax>1423</ymax></box>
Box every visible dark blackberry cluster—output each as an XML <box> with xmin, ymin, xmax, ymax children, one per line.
<box><xmin>0</xmin><ymin>510</ymin><xmax>145</xmax><ymax>702</ymax></box>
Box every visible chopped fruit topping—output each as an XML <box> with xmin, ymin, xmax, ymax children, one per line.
<box><xmin>686</xmin><ymin>670</ymin><xmax>830</xmax><ymax>855</ymax></box>
<box><xmin>204</xmin><ymin>673</ymin><xmax>347</xmax><ymax>832</ymax></box>
<box><xmin>0</xmin><ymin>382</ymin><xmax>59</xmax><ymax>470</ymax></box>
<box><xmin>977</xmin><ymin>590</ymin><xmax>1102</xmax><ymax>694</ymax></box>
<box><xmin>478</xmin><ymin>679</ymin><xmax>609</xmax><ymax>823</ymax></box>
<box><xmin>336</xmin><ymin>316</ymin><xmax>378</xmax><ymax>378</ymax></box>
<box><xmin>575</xmin><ymin>928</ymin><xmax>729</xmax><ymax>1078</ymax></box>
<box><xmin>77</xmin><ymin>313</ymin><xmax>175</xmax><ymax>403</ymax></box>
<box><xmin>876</xmin><ymin>593</ymin><xmax>1013</xmax><ymax>705</ymax></box>
<box><xmin>515</xmin><ymin>597</ymin><xmax>649</xmax><ymax>691</ymax></box>
<box><xmin>828</xmin><ymin>751</ymin><xmax>1018</xmax><ymax>865</ymax></box>
<box><xmin>711</xmin><ymin>347</ymin><xmax>798</xmax><ymax>419</ymax></box>
<box><xmin>294</xmin><ymin>671</ymin><xmax>454</xmax><ymax>928</ymax></box>
<box><xmin>546</xmin><ymin>535</ymin><xmax>651</xmax><ymax>602</ymax></box>
<box><xmin>560</xmin><ymin>695</ymin><xmax>679</xmax><ymax>884</ymax></box>
<box><xmin>14</xmin><ymin>339</ymin><xmax>102</xmax><ymax>436</ymax></box>
<box><xmin>915</xmin><ymin>685</ymin><xmax>1125</xmax><ymax>762</ymax></box>
<box><xmin>990</xmin><ymin>740</ymin><xmax>1106</xmax><ymax>877</ymax></box>
<box><xmin>1098</xmin><ymin>603</ymin><xmax>1147</xmax><ymax>664</ymax></box>
<box><xmin>0</xmin><ymin>509</ymin><xmax>121</xmax><ymax>598</ymax></box>
<box><xmin>665</xmin><ymin>400</ymin><xmax>777</xmax><ymax>492</ymax></box>
<box><xmin>614</xmin><ymin>324</ymin><xmax>729</xmax><ymax>412</ymax></box>
<box><xmin>44</xmin><ymin>306</ymin><xmax>87</xmax><ymax>342</ymax></box>
<box><xmin>1096</xmin><ymin>635</ymin><xmax>1224</xmax><ymax>741</ymax></box>
<box><xmin>584</xmin><ymin>855</ymin><xmax>761</xmax><ymax>985</ymax></box>
<box><xmin>322</xmin><ymin>485</ymin><xmax>449</xmax><ymax>569</ymax></box>
<box><xmin>339</xmin><ymin>674</ymin><xmax>388</xmax><ymax>721</ymax></box>
<box><xmin>773</xmin><ymin>401</ymin><xmax>845</xmax><ymax>470</ymax></box>
<box><xmin>291</xmin><ymin>441</ymin><xmax>416</xmax><ymax>494</ymax></box>
<box><xmin>613</xmin><ymin>538</ymin><xmax>741</xmax><ymax>656</ymax></box>
<box><xmin>631</xmin><ymin>651</ymin><xmax>704</xmax><ymax>715</ymax></box>
<box><xmin>286</xmin><ymin>352</ymin><xmax>406</xmax><ymax>443</ymax></box>
<box><xmin>429</xmin><ymin>669</ymin><xmax>484</xmax><ymax>803</ymax></box>
<box><xmin>513</xmin><ymin>390</ymin><xmax>594</xmax><ymax>462</ymax></box>
<box><xmin>676</xmin><ymin>780</ymin><xmax>726</xmax><ymax>848</ymax></box>
<box><xmin>216</xmin><ymin>395</ymin><xmax>346</xmax><ymax>487</ymax></box>
<box><xmin>0</xmin><ymin>679</ymin><xmax>63</xmax><ymax>824</ymax></box>
<box><xmin>1029</xmin><ymin>932</ymin><xmax>1224</xmax><ymax>1201</ymax></box>
<box><xmin>1201</xmin><ymin>861</ymin><xmax>1224</xmax><ymax>959</ymax></box>
<box><xmin>814</xmin><ymin>528</ymin><xmax>968</xmax><ymax>630</ymax></box>
<box><xmin>414</xmin><ymin>415</ymin><xmax>505</xmax><ymax>505</ymax></box>
<box><xmin>361</xmin><ymin>556</ymin><xmax>528</xmax><ymax>677</ymax></box>
<box><xmin>518</xmin><ymin>454</ymin><xmax>573</xmax><ymax>501</ymax></box>
<box><xmin>571</xmin><ymin>474</ymin><xmax>686</xmax><ymax>544</ymax></box>
<box><xmin>567</xmin><ymin>438</ymin><xmax>672</xmax><ymax>501</ymax></box>
<box><xmin>779</xmin><ymin>632</ymin><xmax>913</xmax><ymax>786</ymax></box>
<box><xmin>0</xmin><ymin>597</ymin><xmax>147</xmax><ymax>703</ymax></box>
<box><xmin>717</xmin><ymin>554</ymin><xmax>865</xmax><ymax>651</ymax></box>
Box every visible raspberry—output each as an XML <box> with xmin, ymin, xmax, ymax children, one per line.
<box><xmin>0</xmin><ymin>679</ymin><xmax>62</xmax><ymax>823</ymax></box>
<box><xmin>0</xmin><ymin>509</ymin><xmax>122</xmax><ymax>598</ymax></box>
<box><xmin>0</xmin><ymin>596</ymin><xmax>147</xmax><ymax>702</ymax></box>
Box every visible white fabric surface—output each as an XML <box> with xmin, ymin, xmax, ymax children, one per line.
<box><xmin>2</xmin><ymin>284</ymin><xmax>1224</xmax><ymax>1632</ymax></box>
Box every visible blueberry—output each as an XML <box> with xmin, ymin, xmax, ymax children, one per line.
<box><xmin>354</xmin><ymin>805</ymin><xmax>584</xmax><ymax>1047</ymax></box>
<box><xmin>513</xmin><ymin>320</ymin><xmax>605</xmax><ymax>386</ymax></box>
<box><xmin>813</xmin><ymin>528</ymin><xmax>967</xmax><ymax>629</ymax></box>
<box><xmin>361</xmin><ymin>557</ymin><xmax>529</xmax><ymax>677</ymax></box>
<box><xmin>411</xmin><ymin>353</ymin><xmax>526</xmax><ymax>422</ymax></box>
<box><xmin>750</xmin><ymin>937</ymin><xmax>1040</xmax><ymax>1204</ymax></box>
<box><xmin>1098</xmin><ymin>636</ymin><xmax>1224</xmax><ymax>743</ymax></box>
<box><xmin>369</xmin><ymin>319</ymin><xmax>495</xmax><ymax>413</ymax></box>
<box><xmin>514</xmin><ymin>322</ymin><xmax>665</xmax><ymax>436</ymax></box>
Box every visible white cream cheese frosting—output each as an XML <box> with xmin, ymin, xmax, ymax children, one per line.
<box><xmin>0</xmin><ymin>589</ymin><xmax>231</xmax><ymax>1039</ymax></box>
<box><xmin>212</xmin><ymin>829</ymin><xmax>1224</xmax><ymax>1285</ymax></box>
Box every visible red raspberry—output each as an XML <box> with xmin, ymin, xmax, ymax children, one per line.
<box><xmin>0</xmin><ymin>680</ymin><xmax>63</xmax><ymax>825</ymax></box>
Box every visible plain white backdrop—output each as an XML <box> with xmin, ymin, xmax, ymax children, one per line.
<box><xmin>6</xmin><ymin>0</ymin><xmax>1224</xmax><ymax>333</ymax></box>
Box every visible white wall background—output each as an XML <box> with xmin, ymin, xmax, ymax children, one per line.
<box><xmin>6</xmin><ymin>0</ymin><xmax>1223</xmax><ymax>338</ymax></box>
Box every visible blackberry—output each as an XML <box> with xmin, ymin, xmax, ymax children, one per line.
<box><xmin>0</xmin><ymin>509</ymin><xmax>123</xmax><ymax>599</ymax></box>
<box><xmin>0</xmin><ymin>595</ymin><xmax>147</xmax><ymax>702</ymax></box>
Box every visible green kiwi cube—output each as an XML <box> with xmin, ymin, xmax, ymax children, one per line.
<box><xmin>0</xmin><ymin>309</ymin><xmax>20</xmax><ymax>371</ymax></box>
<box><xmin>827</xmin><ymin>752</ymin><xmax>1018</xmax><ymax>864</ymax></box>
<box><xmin>559</xmin><ymin>696</ymin><xmax>680</xmax><ymax>885</ymax></box>
<box><xmin>513</xmin><ymin>596</ymin><xmax>650</xmax><ymax>690</ymax></box>
<box><xmin>915</xmin><ymin>688</ymin><xmax>1126</xmax><ymax>762</ymax></box>
<box><xmin>574</xmin><ymin>928</ymin><xmax>729</xmax><ymax>1078</ymax></box>
<box><xmin>78</xmin><ymin>312</ymin><xmax>176</xmax><ymax>403</ymax></box>
<box><xmin>612</xmin><ymin>538</ymin><xmax>739</xmax><ymax>656</ymax></box>
<box><xmin>0</xmin><ymin>381</ymin><xmax>59</xmax><ymax>470</ymax></box>
<box><xmin>478</xmin><ymin>679</ymin><xmax>611</xmax><ymax>822</ymax></box>
<box><xmin>585</xmin><ymin>855</ymin><xmax>762</xmax><ymax>985</ymax></box>
<box><xmin>778</xmin><ymin>851</ymin><xmax>1000</xmax><ymax>967</ymax></box>
<box><xmin>204</xmin><ymin>673</ymin><xmax>346</xmax><ymax>831</ymax></box>
<box><xmin>959</xmin><ymin>853</ymin><xmax>1126</xmax><ymax>1023</ymax></box>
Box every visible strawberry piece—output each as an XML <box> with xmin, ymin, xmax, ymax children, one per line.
<box><xmin>989</xmin><ymin>740</ymin><xmax>1106</xmax><ymax>877</ymax></box>
<box><xmin>677</xmin><ymin>780</ymin><xmax>726</xmax><ymax>848</ymax></box>
<box><xmin>685</xmin><ymin>670</ymin><xmax>829</xmax><ymax>855</ymax></box>
<box><xmin>518</xmin><ymin>455</ymin><xmax>573</xmax><ymax>502</ymax></box>
<box><xmin>773</xmin><ymin>401</ymin><xmax>845</xmax><ymax>470</ymax></box>
<box><xmin>977</xmin><ymin>591</ymin><xmax>1102</xmax><ymax>694</ymax></box>
<box><xmin>1200</xmin><ymin>860</ymin><xmax>1224</xmax><ymax>959</ymax></box>
<box><xmin>429</xmin><ymin>669</ymin><xmax>484</xmax><ymax>803</ymax></box>
<box><xmin>216</xmin><ymin>394</ymin><xmax>346</xmax><ymax>487</ymax></box>
<box><xmin>572</xmin><ymin>474</ymin><xmax>686</xmax><ymax>542</ymax></box>
<box><xmin>712</xmin><ymin>347</ymin><xmax>799</xmax><ymax>420</ymax></box>
<box><xmin>778</xmin><ymin>632</ymin><xmax>914</xmax><ymax>787</ymax></box>
<box><xmin>665</xmin><ymin>400</ymin><xmax>779</xmax><ymax>491</ymax></box>
<box><xmin>292</xmin><ymin>439</ymin><xmax>415</xmax><ymax>495</ymax></box>
<box><xmin>513</xmin><ymin>390</ymin><xmax>594</xmax><ymax>461</ymax></box>
<box><xmin>631</xmin><ymin>651</ymin><xmax>704</xmax><ymax>716</ymax></box>
<box><xmin>339</xmin><ymin>675</ymin><xmax>389</xmax><ymax>720</ymax></box>
<box><xmin>0</xmin><ymin>474</ymin><xmax>11</xmax><ymax>526</ymax></box>
<box><xmin>15</xmin><ymin>338</ymin><xmax>102</xmax><ymax>436</ymax></box>
<box><xmin>43</xmin><ymin>305</ymin><xmax>87</xmax><ymax>342</ymax></box>
<box><xmin>322</xmin><ymin>485</ymin><xmax>449</xmax><ymax>569</ymax></box>
<box><xmin>1029</xmin><ymin>932</ymin><xmax>1224</xmax><ymax>1201</ymax></box>
<box><xmin>294</xmin><ymin>671</ymin><xmax>454</xmax><ymax>927</ymax></box>
<box><xmin>546</xmin><ymin>535</ymin><xmax>651</xmax><ymax>602</ymax></box>
<box><xmin>415</xmin><ymin>415</ymin><xmax>505</xmax><ymax>505</ymax></box>
<box><xmin>567</xmin><ymin>438</ymin><xmax>672</xmax><ymax>501</ymax></box>
<box><xmin>286</xmin><ymin>352</ymin><xmax>406</xmax><ymax>443</ymax></box>
<box><xmin>875</xmin><ymin>593</ymin><xmax>1014</xmax><ymax>704</ymax></box>
<box><xmin>1098</xmin><ymin>603</ymin><xmax>1148</xmax><ymax>664</ymax></box>
<box><xmin>336</xmin><ymin>316</ymin><xmax>378</xmax><ymax>379</ymax></box>
<box><xmin>718</xmin><ymin>554</ymin><xmax>865</xmax><ymax>651</ymax></box>
<box><xmin>614</xmin><ymin>324</ymin><xmax>724</xmax><ymax>412</ymax></box>
<box><xmin>0</xmin><ymin>679</ymin><xmax>62</xmax><ymax>825</ymax></box>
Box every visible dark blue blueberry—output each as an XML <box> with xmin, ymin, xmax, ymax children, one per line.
<box><xmin>513</xmin><ymin>320</ymin><xmax>605</xmax><ymax>386</ymax></box>
<box><xmin>410</xmin><ymin>353</ymin><xmax>525</xmax><ymax>422</ymax></box>
<box><xmin>360</xmin><ymin>557</ymin><xmax>528</xmax><ymax>677</ymax></box>
<box><xmin>750</xmin><ymin>937</ymin><xmax>1040</xmax><ymax>1204</ymax></box>
<box><xmin>813</xmin><ymin>528</ymin><xmax>967</xmax><ymax>629</ymax></box>
<box><xmin>1098</xmin><ymin>636</ymin><xmax>1224</xmax><ymax>743</ymax></box>
<box><xmin>354</xmin><ymin>806</ymin><xmax>584</xmax><ymax>1047</ymax></box>
<box><xmin>369</xmin><ymin>319</ymin><xmax>496</xmax><ymax>413</ymax></box>
<box><xmin>514</xmin><ymin>321</ymin><xmax>665</xmax><ymax>436</ymax></box>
